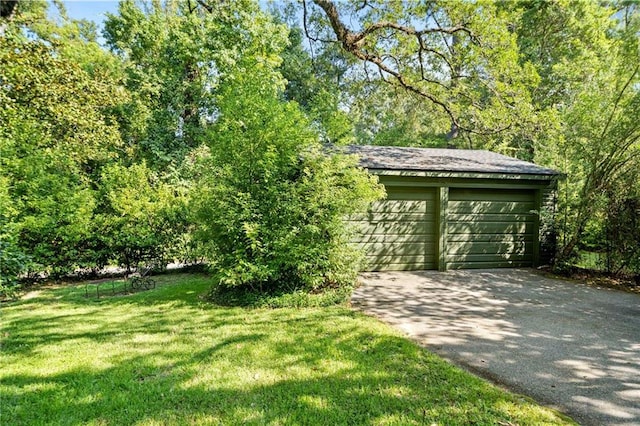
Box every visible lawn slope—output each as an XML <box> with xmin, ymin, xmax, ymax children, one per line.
<box><xmin>1</xmin><ymin>274</ymin><xmax>574</xmax><ymax>425</ymax></box>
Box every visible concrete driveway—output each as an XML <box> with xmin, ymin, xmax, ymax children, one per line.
<box><xmin>353</xmin><ymin>269</ymin><xmax>640</xmax><ymax>426</ymax></box>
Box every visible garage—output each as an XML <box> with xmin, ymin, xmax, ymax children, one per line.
<box><xmin>351</xmin><ymin>186</ymin><xmax>438</xmax><ymax>271</ymax></box>
<box><xmin>446</xmin><ymin>188</ymin><xmax>537</xmax><ymax>269</ymax></box>
<box><xmin>346</xmin><ymin>145</ymin><xmax>561</xmax><ymax>271</ymax></box>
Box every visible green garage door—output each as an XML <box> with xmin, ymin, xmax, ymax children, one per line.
<box><xmin>447</xmin><ymin>188</ymin><xmax>536</xmax><ymax>269</ymax></box>
<box><xmin>351</xmin><ymin>186</ymin><xmax>438</xmax><ymax>271</ymax></box>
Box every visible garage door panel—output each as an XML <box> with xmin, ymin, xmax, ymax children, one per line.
<box><xmin>366</xmin><ymin>261</ymin><xmax>437</xmax><ymax>271</ymax></box>
<box><xmin>368</xmin><ymin>200</ymin><xmax>432</xmax><ymax>214</ymax></box>
<box><xmin>449</xmin><ymin>189</ymin><xmax>533</xmax><ymax>202</ymax></box>
<box><xmin>448</xmin><ymin>201</ymin><xmax>535</xmax><ymax>214</ymax></box>
<box><xmin>357</xmin><ymin>242</ymin><xmax>434</xmax><ymax>256</ymax></box>
<box><xmin>447</xmin><ymin>188</ymin><xmax>536</xmax><ymax>269</ymax></box>
<box><xmin>446</xmin><ymin>253</ymin><xmax>533</xmax><ymax>263</ymax></box>
<box><xmin>353</xmin><ymin>220</ymin><xmax>432</xmax><ymax>236</ymax></box>
<box><xmin>448</xmin><ymin>222</ymin><xmax>535</xmax><ymax>235</ymax></box>
<box><xmin>448</xmin><ymin>213</ymin><xmax>535</xmax><ymax>222</ymax></box>
<box><xmin>352</xmin><ymin>185</ymin><xmax>438</xmax><ymax>271</ymax></box>
<box><xmin>349</xmin><ymin>212</ymin><xmax>435</xmax><ymax>223</ymax></box>
<box><xmin>447</xmin><ymin>260</ymin><xmax>533</xmax><ymax>269</ymax></box>
<box><xmin>447</xmin><ymin>233</ymin><xmax>534</xmax><ymax>243</ymax></box>
<box><xmin>356</xmin><ymin>233</ymin><xmax>436</xmax><ymax>244</ymax></box>
<box><xmin>385</xmin><ymin>188</ymin><xmax>437</xmax><ymax>201</ymax></box>
<box><xmin>448</xmin><ymin>241</ymin><xmax>533</xmax><ymax>255</ymax></box>
<box><xmin>364</xmin><ymin>254</ymin><xmax>432</xmax><ymax>265</ymax></box>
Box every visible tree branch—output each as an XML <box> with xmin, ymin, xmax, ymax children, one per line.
<box><xmin>600</xmin><ymin>63</ymin><xmax>640</xmax><ymax>141</ymax></box>
<box><xmin>195</xmin><ymin>0</ymin><xmax>213</xmax><ymax>13</ymax></box>
<box><xmin>355</xmin><ymin>20</ymin><xmax>474</xmax><ymax>45</ymax></box>
<box><xmin>310</xmin><ymin>0</ymin><xmax>508</xmax><ymax>137</ymax></box>
<box><xmin>0</xmin><ymin>0</ymin><xmax>18</xmax><ymax>19</ymax></box>
<box><xmin>312</xmin><ymin>0</ymin><xmax>464</xmax><ymax>131</ymax></box>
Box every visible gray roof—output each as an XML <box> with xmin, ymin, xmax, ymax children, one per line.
<box><xmin>345</xmin><ymin>145</ymin><xmax>560</xmax><ymax>176</ymax></box>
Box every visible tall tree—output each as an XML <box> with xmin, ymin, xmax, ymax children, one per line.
<box><xmin>513</xmin><ymin>0</ymin><xmax>640</xmax><ymax>262</ymax></box>
<box><xmin>104</xmin><ymin>0</ymin><xmax>286</xmax><ymax>167</ymax></box>
<box><xmin>0</xmin><ymin>1</ymin><xmax>126</xmax><ymax>274</ymax></box>
<box><xmin>191</xmin><ymin>55</ymin><xmax>383</xmax><ymax>291</ymax></box>
<box><xmin>305</xmin><ymin>0</ymin><xmax>540</xmax><ymax>156</ymax></box>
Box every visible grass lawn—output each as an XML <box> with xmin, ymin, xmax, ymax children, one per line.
<box><xmin>1</xmin><ymin>274</ymin><xmax>574</xmax><ymax>425</ymax></box>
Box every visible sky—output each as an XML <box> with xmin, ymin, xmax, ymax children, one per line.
<box><xmin>56</xmin><ymin>1</ymin><xmax>120</xmax><ymax>26</ymax></box>
<box><xmin>48</xmin><ymin>1</ymin><xmax>120</xmax><ymax>45</ymax></box>
<box><xmin>51</xmin><ymin>0</ymin><xmax>281</xmax><ymax>41</ymax></box>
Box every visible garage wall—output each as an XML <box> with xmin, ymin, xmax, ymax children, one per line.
<box><xmin>351</xmin><ymin>175</ymin><xmax>555</xmax><ymax>271</ymax></box>
<box><xmin>349</xmin><ymin>186</ymin><xmax>438</xmax><ymax>271</ymax></box>
<box><xmin>446</xmin><ymin>188</ymin><xmax>536</xmax><ymax>269</ymax></box>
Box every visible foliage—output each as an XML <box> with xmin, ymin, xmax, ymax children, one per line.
<box><xmin>208</xmin><ymin>283</ymin><xmax>354</xmax><ymax>308</ymax></box>
<box><xmin>604</xmin><ymin>175</ymin><xmax>640</xmax><ymax>275</ymax></box>
<box><xmin>350</xmin><ymin>83</ymin><xmax>452</xmax><ymax>148</ymax></box>
<box><xmin>0</xmin><ymin>239</ymin><xmax>27</xmax><ymax>299</ymax></box>
<box><xmin>0</xmin><ymin>3</ymin><xmax>195</xmax><ymax>277</ymax></box>
<box><xmin>0</xmin><ymin>23</ymin><xmax>125</xmax><ymax>276</ymax></box>
<box><xmin>103</xmin><ymin>0</ymin><xmax>282</xmax><ymax>168</ymax></box>
<box><xmin>0</xmin><ymin>178</ymin><xmax>29</xmax><ymax>298</ymax></box>
<box><xmin>515</xmin><ymin>0</ymin><xmax>640</xmax><ymax>262</ymax></box>
<box><xmin>0</xmin><ymin>274</ymin><xmax>574</xmax><ymax>425</ymax></box>
<box><xmin>304</xmin><ymin>0</ymin><xmax>542</xmax><ymax>156</ymax></box>
<box><xmin>274</xmin><ymin>8</ymin><xmax>355</xmax><ymax>145</ymax></box>
<box><xmin>95</xmin><ymin>162</ymin><xmax>190</xmax><ymax>271</ymax></box>
<box><xmin>192</xmin><ymin>62</ymin><xmax>384</xmax><ymax>292</ymax></box>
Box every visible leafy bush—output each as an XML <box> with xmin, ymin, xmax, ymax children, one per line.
<box><xmin>0</xmin><ymin>178</ymin><xmax>29</xmax><ymax>298</ymax></box>
<box><xmin>192</xmin><ymin>63</ymin><xmax>384</xmax><ymax>293</ymax></box>
<box><xmin>605</xmin><ymin>184</ymin><xmax>640</xmax><ymax>276</ymax></box>
<box><xmin>0</xmin><ymin>238</ymin><xmax>29</xmax><ymax>299</ymax></box>
<box><xmin>207</xmin><ymin>285</ymin><xmax>354</xmax><ymax>308</ymax></box>
<box><xmin>96</xmin><ymin>162</ymin><xmax>190</xmax><ymax>271</ymax></box>
<box><xmin>1</xmin><ymin>126</ymin><xmax>99</xmax><ymax>276</ymax></box>
<box><xmin>0</xmin><ymin>32</ymin><xmax>124</xmax><ymax>277</ymax></box>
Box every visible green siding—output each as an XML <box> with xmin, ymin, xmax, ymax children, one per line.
<box><xmin>539</xmin><ymin>186</ymin><xmax>558</xmax><ymax>265</ymax></box>
<box><xmin>437</xmin><ymin>187</ymin><xmax>448</xmax><ymax>271</ymax></box>
<box><xmin>448</xmin><ymin>201</ymin><xmax>536</xmax><ymax>214</ymax></box>
<box><xmin>351</xmin><ymin>175</ymin><xmax>554</xmax><ymax>272</ymax></box>
<box><xmin>350</xmin><ymin>184</ymin><xmax>438</xmax><ymax>271</ymax></box>
<box><xmin>446</xmin><ymin>188</ymin><xmax>536</xmax><ymax>269</ymax></box>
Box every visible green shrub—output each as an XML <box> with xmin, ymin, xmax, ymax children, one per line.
<box><xmin>1</xmin><ymin>135</ymin><xmax>98</xmax><ymax>277</ymax></box>
<box><xmin>96</xmin><ymin>162</ymin><xmax>190</xmax><ymax>271</ymax></box>
<box><xmin>192</xmin><ymin>62</ymin><xmax>384</xmax><ymax>294</ymax></box>
<box><xmin>605</xmin><ymin>185</ymin><xmax>640</xmax><ymax>275</ymax></box>
<box><xmin>0</xmin><ymin>178</ymin><xmax>26</xmax><ymax>297</ymax></box>
<box><xmin>207</xmin><ymin>284</ymin><xmax>355</xmax><ymax>308</ymax></box>
<box><xmin>0</xmin><ymin>238</ymin><xmax>29</xmax><ymax>299</ymax></box>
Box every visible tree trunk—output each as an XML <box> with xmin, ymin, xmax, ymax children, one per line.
<box><xmin>0</xmin><ymin>0</ymin><xmax>19</xmax><ymax>36</ymax></box>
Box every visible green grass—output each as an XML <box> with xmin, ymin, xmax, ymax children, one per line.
<box><xmin>1</xmin><ymin>274</ymin><xmax>574</xmax><ymax>425</ymax></box>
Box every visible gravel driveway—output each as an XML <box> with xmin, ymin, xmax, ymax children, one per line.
<box><xmin>353</xmin><ymin>269</ymin><xmax>640</xmax><ymax>426</ymax></box>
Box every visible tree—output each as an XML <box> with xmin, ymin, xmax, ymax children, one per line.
<box><xmin>95</xmin><ymin>162</ymin><xmax>190</xmax><ymax>271</ymax></box>
<box><xmin>104</xmin><ymin>0</ymin><xmax>282</xmax><ymax>167</ymax></box>
<box><xmin>512</xmin><ymin>0</ymin><xmax>640</xmax><ymax>263</ymax></box>
<box><xmin>271</xmin><ymin>4</ymin><xmax>355</xmax><ymax>146</ymax></box>
<box><xmin>304</xmin><ymin>0</ymin><xmax>541</xmax><ymax>157</ymax></box>
<box><xmin>192</xmin><ymin>56</ymin><xmax>383</xmax><ymax>291</ymax></box>
<box><xmin>0</xmin><ymin>8</ymin><xmax>126</xmax><ymax>275</ymax></box>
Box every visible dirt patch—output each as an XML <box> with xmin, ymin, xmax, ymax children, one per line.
<box><xmin>541</xmin><ymin>266</ymin><xmax>640</xmax><ymax>295</ymax></box>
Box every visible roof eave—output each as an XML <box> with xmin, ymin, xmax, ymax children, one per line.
<box><xmin>366</xmin><ymin>168</ymin><xmax>565</xmax><ymax>181</ymax></box>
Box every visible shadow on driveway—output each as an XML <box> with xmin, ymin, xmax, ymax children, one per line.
<box><xmin>353</xmin><ymin>269</ymin><xmax>640</xmax><ymax>426</ymax></box>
